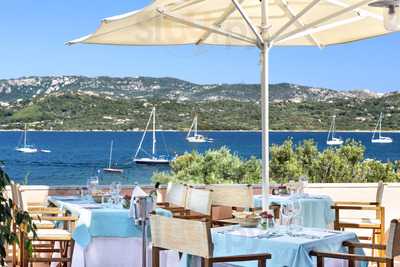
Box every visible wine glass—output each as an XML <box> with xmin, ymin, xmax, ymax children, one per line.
<box><xmin>86</xmin><ymin>176</ymin><xmax>99</xmax><ymax>200</ymax></box>
<box><xmin>280</xmin><ymin>202</ymin><xmax>295</xmax><ymax>234</ymax></box>
<box><xmin>299</xmin><ymin>175</ymin><xmax>309</xmax><ymax>195</ymax></box>
<box><xmin>288</xmin><ymin>180</ymin><xmax>297</xmax><ymax>195</ymax></box>
<box><xmin>290</xmin><ymin>197</ymin><xmax>303</xmax><ymax>231</ymax></box>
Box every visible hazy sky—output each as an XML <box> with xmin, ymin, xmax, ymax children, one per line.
<box><xmin>1</xmin><ymin>0</ymin><xmax>400</xmax><ymax>92</ymax></box>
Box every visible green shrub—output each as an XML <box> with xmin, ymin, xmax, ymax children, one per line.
<box><xmin>152</xmin><ymin>140</ymin><xmax>400</xmax><ymax>184</ymax></box>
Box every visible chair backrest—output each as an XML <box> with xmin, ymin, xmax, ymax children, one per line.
<box><xmin>150</xmin><ymin>214</ymin><xmax>212</xmax><ymax>258</ymax></box>
<box><xmin>185</xmin><ymin>187</ymin><xmax>212</xmax><ymax>215</ymax></box>
<box><xmin>10</xmin><ymin>181</ymin><xmax>24</xmax><ymax>210</ymax></box>
<box><xmin>376</xmin><ymin>180</ymin><xmax>384</xmax><ymax>204</ymax></box>
<box><xmin>165</xmin><ymin>183</ymin><xmax>187</xmax><ymax>207</ymax></box>
<box><xmin>207</xmin><ymin>184</ymin><xmax>253</xmax><ymax>209</ymax></box>
<box><xmin>386</xmin><ymin>219</ymin><xmax>400</xmax><ymax>258</ymax></box>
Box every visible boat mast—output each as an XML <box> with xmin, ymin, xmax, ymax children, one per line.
<box><xmin>152</xmin><ymin>107</ymin><xmax>156</xmax><ymax>156</ymax></box>
<box><xmin>379</xmin><ymin>112</ymin><xmax>383</xmax><ymax>139</ymax></box>
<box><xmin>108</xmin><ymin>140</ymin><xmax>113</xmax><ymax>168</ymax></box>
<box><xmin>187</xmin><ymin>116</ymin><xmax>195</xmax><ymax>138</ymax></box>
<box><xmin>134</xmin><ymin>108</ymin><xmax>153</xmax><ymax>159</ymax></box>
<box><xmin>24</xmin><ymin>124</ymin><xmax>27</xmax><ymax>148</ymax></box>
<box><xmin>194</xmin><ymin>115</ymin><xmax>198</xmax><ymax>136</ymax></box>
<box><xmin>331</xmin><ymin>116</ymin><xmax>336</xmax><ymax>139</ymax></box>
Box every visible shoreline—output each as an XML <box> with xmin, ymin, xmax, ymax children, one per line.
<box><xmin>0</xmin><ymin>129</ymin><xmax>399</xmax><ymax>133</ymax></box>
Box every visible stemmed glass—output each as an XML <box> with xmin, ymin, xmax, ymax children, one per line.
<box><xmin>86</xmin><ymin>176</ymin><xmax>99</xmax><ymax>200</ymax></box>
<box><xmin>290</xmin><ymin>197</ymin><xmax>303</xmax><ymax>231</ymax></box>
<box><xmin>280</xmin><ymin>202</ymin><xmax>295</xmax><ymax>233</ymax></box>
<box><xmin>109</xmin><ymin>182</ymin><xmax>122</xmax><ymax>208</ymax></box>
<box><xmin>299</xmin><ymin>175</ymin><xmax>309</xmax><ymax>195</ymax></box>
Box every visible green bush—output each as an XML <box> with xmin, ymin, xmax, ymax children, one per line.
<box><xmin>152</xmin><ymin>139</ymin><xmax>400</xmax><ymax>184</ymax></box>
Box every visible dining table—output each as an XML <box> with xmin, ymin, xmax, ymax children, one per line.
<box><xmin>48</xmin><ymin>195</ymin><xmax>179</xmax><ymax>267</ymax></box>
<box><xmin>253</xmin><ymin>194</ymin><xmax>335</xmax><ymax>228</ymax></box>
<box><xmin>180</xmin><ymin>225</ymin><xmax>366</xmax><ymax>267</ymax></box>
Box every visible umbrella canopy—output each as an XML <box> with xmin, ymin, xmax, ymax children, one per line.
<box><xmin>68</xmin><ymin>0</ymin><xmax>398</xmax><ymax>211</ymax></box>
<box><xmin>68</xmin><ymin>0</ymin><xmax>390</xmax><ymax>47</ymax></box>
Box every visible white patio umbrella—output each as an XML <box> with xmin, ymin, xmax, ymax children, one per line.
<box><xmin>68</xmin><ymin>0</ymin><xmax>399</xmax><ymax>211</ymax></box>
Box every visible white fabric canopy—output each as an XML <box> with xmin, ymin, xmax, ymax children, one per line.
<box><xmin>68</xmin><ymin>0</ymin><xmax>391</xmax><ymax>47</ymax></box>
<box><xmin>68</xmin><ymin>0</ymin><xmax>398</xmax><ymax>211</ymax></box>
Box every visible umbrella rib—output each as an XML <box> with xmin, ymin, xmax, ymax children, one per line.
<box><xmin>157</xmin><ymin>9</ymin><xmax>257</xmax><ymax>46</ymax></box>
<box><xmin>277</xmin><ymin>16</ymin><xmax>366</xmax><ymax>44</ymax></box>
<box><xmin>277</xmin><ymin>0</ymin><xmax>322</xmax><ymax>48</ymax></box>
<box><xmin>196</xmin><ymin>0</ymin><xmax>245</xmax><ymax>45</ymax></box>
<box><xmin>274</xmin><ymin>0</ymin><xmax>374</xmax><ymax>43</ymax></box>
<box><xmin>325</xmin><ymin>0</ymin><xmax>382</xmax><ymax>21</ymax></box>
<box><xmin>231</xmin><ymin>0</ymin><xmax>264</xmax><ymax>47</ymax></box>
<box><xmin>270</xmin><ymin>0</ymin><xmax>321</xmax><ymax>43</ymax></box>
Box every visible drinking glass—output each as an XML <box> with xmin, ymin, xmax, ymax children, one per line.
<box><xmin>280</xmin><ymin>202</ymin><xmax>295</xmax><ymax>233</ymax></box>
<box><xmin>290</xmin><ymin>197</ymin><xmax>303</xmax><ymax>231</ymax></box>
<box><xmin>288</xmin><ymin>180</ymin><xmax>297</xmax><ymax>195</ymax></box>
<box><xmin>299</xmin><ymin>175</ymin><xmax>309</xmax><ymax>195</ymax></box>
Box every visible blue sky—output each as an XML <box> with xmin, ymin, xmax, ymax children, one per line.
<box><xmin>1</xmin><ymin>0</ymin><xmax>400</xmax><ymax>92</ymax></box>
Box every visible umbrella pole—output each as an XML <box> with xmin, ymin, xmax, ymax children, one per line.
<box><xmin>261</xmin><ymin>0</ymin><xmax>270</xmax><ymax>212</ymax></box>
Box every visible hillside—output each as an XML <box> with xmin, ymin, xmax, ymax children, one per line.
<box><xmin>0</xmin><ymin>75</ymin><xmax>398</xmax><ymax>131</ymax></box>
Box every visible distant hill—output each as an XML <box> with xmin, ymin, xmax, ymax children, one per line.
<box><xmin>0</xmin><ymin>75</ymin><xmax>398</xmax><ymax>131</ymax></box>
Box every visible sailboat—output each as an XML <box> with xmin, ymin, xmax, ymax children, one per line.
<box><xmin>186</xmin><ymin>115</ymin><xmax>213</xmax><ymax>143</ymax></box>
<box><xmin>372</xmin><ymin>112</ymin><xmax>393</xmax><ymax>144</ymax></box>
<box><xmin>134</xmin><ymin>107</ymin><xmax>174</xmax><ymax>164</ymax></box>
<box><xmin>326</xmin><ymin>115</ymin><xmax>343</xmax><ymax>146</ymax></box>
<box><xmin>15</xmin><ymin>124</ymin><xmax>38</xmax><ymax>153</ymax></box>
<box><xmin>103</xmin><ymin>140</ymin><xmax>124</xmax><ymax>173</ymax></box>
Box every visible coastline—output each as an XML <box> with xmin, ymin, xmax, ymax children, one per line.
<box><xmin>0</xmin><ymin>129</ymin><xmax>398</xmax><ymax>133</ymax></box>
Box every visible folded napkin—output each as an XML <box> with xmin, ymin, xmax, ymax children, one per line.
<box><xmin>128</xmin><ymin>185</ymin><xmax>148</xmax><ymax>218</ymax></box>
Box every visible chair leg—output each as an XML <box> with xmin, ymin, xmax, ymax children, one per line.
<box><xmin>372</xmin><ymin>229</ymin><xmax>376</xmax><ymax>257</ymax></box>
<box><xmin>152</xmin><ymin>247</ymin><xmax>160</xmax><ymax>267</ymax></box>
<box><xmin>258</xmin><ymin>258</ymin><xmax>266</xmax><ymax>267</ymax></box>
<box><xmin>316</xmin><ymin>256</ymin><xmax>324</xmax><ymax>267</ymax></box>
<box><xmin>202</xmin><ymin>258</ymin><xmax>212</xmax><ymax>267</ymax></box>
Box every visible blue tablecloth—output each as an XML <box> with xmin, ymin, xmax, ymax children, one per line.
<box><xmin>181</xmin><ymin>226</ymin><xmax>365</xmax><ymax>267</ymax></box>
<box><xmin>48</xmin><ymin>196</ymin><xmax>142</xmax><ymax>248</ymax></box>
<box><xmin>253</xmin><ymin>194</ymin><xmax>335</xmax><ymax>228</ymax></box>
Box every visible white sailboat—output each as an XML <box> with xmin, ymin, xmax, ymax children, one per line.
<box><xmin>372</xmin><ymin>112</ymin><xmax>393</xmax><ymax>144</ymax></box>
<box><xmin>103</xmin><ymin>140</ymin><xmax>124</xmax><ymax>173</ymax></box>
<box><xmin>326</xmin><ymin>115</ymin><xmax>343</xmax><ymax>146</ymax></box>
<box><xmin>134</xmin><ymin>107</ymin><xmax>173</xmax><ymax>164</ymax></box>
<box><xmin>15</xmin><ymin>124</ymin><xmax>38</xmax><ymax>153</ymax></box>
<box><xmin>186</xmin><ymin>115</ymin><xmax>212</xmax><ymax>143</ymax></box>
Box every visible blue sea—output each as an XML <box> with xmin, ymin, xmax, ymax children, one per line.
<box><xmin>0</xmin><ymin>131</ymin><xmax>399</xmax><ymax>185</ymax></box>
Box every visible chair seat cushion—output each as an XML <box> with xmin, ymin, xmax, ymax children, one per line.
<box><xmin>29</xmin><ymin>229</ymin><xmax>72</xmax><ymax>241</ymax></box>
<box><xmin>33</xmin><ymin>219</ymin><xmax>55</xmax><ymax>229</ymax></box>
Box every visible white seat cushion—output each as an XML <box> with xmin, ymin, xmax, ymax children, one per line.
<box><xmin>29</xmin><ymin>228</ymin><xmax>72</xmax><ymax>240</ymax></box>
<box><xmin>33</xmin><ymin>219</ymin><xmax>54</xmax><ymax>229</ymax></box>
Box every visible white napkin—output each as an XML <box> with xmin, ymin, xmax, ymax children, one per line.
<box><xmin>228</xmin><ymin>228</ymin><xmax>268</xmax><ymax>238</ymax></box>
<box><xmin>128</xmin><ymin>186</ymin><xmax>148</xmax><ymax>218</ymax></box>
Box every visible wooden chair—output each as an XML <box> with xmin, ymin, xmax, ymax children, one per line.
<box><xmin>157</xmin><ymin>183</ymin><xmax>188</xmax><ymax>212</ymax></box>
<box><xmin>208</xmin><ymin>184</ymin><xmax>254</xmax><ymax>226</ymax></box>
<box><xmin>207</xmin><ymin>184</ymin><xmax>280</xmax><ymax>226</ymax></box>
<box><xmin>10</xmin><ymin>182</ymin><xmax>77</xmax><ymax>267</ymax></box>
<box><xmin>310</xmin><ymin>218</ymin><xmax>400</xmax><ymax>267</ymax></box>
<box><xmin>151</xmin><ymin>214</ymin><xmax>271</xmax><ymax>267</ymax></box>
<box><xmin>331</xmin><ymin>181</ymin><xmax>385</xmax><ymax>251</ymax></box>
<box><xmin>173</xmin><ymin>187</ymin><xmax>212</xmax><ymax>221</ymax></box>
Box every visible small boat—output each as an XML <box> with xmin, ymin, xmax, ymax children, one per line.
<box><xmin>134</xmin><ymin>107</ymin><xmax>174</xmax><ymax>165</ymax></box>
<box><xmin>16</xmin><ymin>124</ymin><xmax>38</xmax><ymax>153</ymax></box>
<box><xmin>371</xmin><ymin>112</ymin><xmax>393</xmax><ymax>144</ymax></box>
<box><xmin>40</xmin><ymin>149</ymin><xmax>51</xmax><ymax>153</ymax></box>
<box><xmin>103</xmin><ymin>140</ymin><xmax>124</xmax><ymax>173</ymax></box>
<box><xmin>186</xmin><ymin>115</ymin><xmax>213</xmax><ymax>143</ymax></box>
<box><xmin>326</xmin><ymin>115</ymin><xmax>343</xmax><ymax>146</ymax></box>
